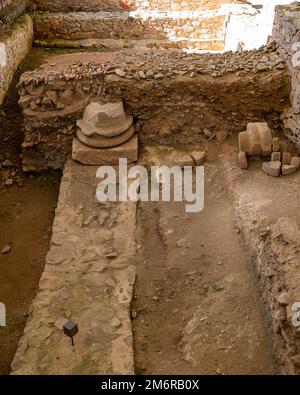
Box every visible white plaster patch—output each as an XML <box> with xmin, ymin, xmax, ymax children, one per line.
<box><xmin>0</xmin><ymin>43</ymin><xmax>7</xmax><ymax>67</ymax></box>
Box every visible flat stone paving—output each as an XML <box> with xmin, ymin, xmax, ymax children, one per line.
<box><xmin>11</xmin><ymin>160</ymin><xmax>137</xmax><ymax>374</ymax></box>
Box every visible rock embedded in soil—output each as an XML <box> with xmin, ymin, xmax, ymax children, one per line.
<box><xmin>191</xmin><ymin>150</ymin><xmax>206</xmax><ymax>166</ymax></box>
<box><xmin>262</xmin><ymin>161</ymin><xmax>281</xmax><ymax>177</ymax></box>
<box><xmin>281</xmin><ymin>164</ymin><xmax>297</xmax><ymax>176</ymax></box>
<box><xmin>1</xmin><ymin>244</ymin><xmax>12</xmax><ymax>254</ymax></box>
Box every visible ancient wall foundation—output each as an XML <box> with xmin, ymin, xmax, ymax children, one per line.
<box><xmin>17</xmin><ymin>44</ymin><xmax>289</xmax><ymax>171</ymax></box>
<box><xmin>30</xmin><ymin>1</ymin><xmax>292</xmax><ymax>52</ymax></box>
<box><xmin>273</xmin><ymin>2</ymin><xmax>300</xmax><ymax>148</ymax></box>
<box><xmin>33</xmin><ymin>0</ymin><xmax>126</xmax><ymax>12</ymax></box>
<box><xmin>32</xmin><ymin>11</ymin><xmax>227</xmax><ymax>51</ymax></box>
<box><xmin>0</xmin><ymin>14</ymin><xmax>33</xmax><ymax>106</ymax></box>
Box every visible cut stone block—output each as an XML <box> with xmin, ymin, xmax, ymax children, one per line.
<box><xmin>238</xmin><ymin>151</ymin><xmax>248</xmax><ymax>169</ymax></box>
<box><xmin>291</xmin><ymin>156</ymin><xmax>300</xmax><ymax>169</ymax></box>
<box><xmin>170</xmin><ymin>153</ymin><xmax>194</xmax><ymax>167</ymax></box>
<box><xmin>282</xmin><ymin>152</ymin><xmax>291</xmax><ymax>165</ymax></box>
<box><xmin>272</xmin><ymin>137</ymin><xmax>280</xmax><ymax>152</ymax></box>
<box><xmin>191</xmin><ymin>150</ymin><xmax>206</xmax><ymax>166</ymax></box>
<box><xmin>282</xmin><ymin>164</ymin><xmax>297</xmax><ymax>176</ymax></box>
<box><xmin>262</xmin><ymin>161</ymin><xmax>281</xmax><ymax>177</ymax></box>
<box><xmin>271</xmin><ymin>152</ymin><xmax>281</xmax><ymax>162</ymax></box>
<box><xmin>72</xmin><ymin>134</ymin><xmax>138</xmax><ymax>165</ymax></box>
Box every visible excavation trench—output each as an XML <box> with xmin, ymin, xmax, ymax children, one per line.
<box><xmin>132</xmin><ymin>150</ymin><xmax>278</xmax><ymax>375</ymax></box>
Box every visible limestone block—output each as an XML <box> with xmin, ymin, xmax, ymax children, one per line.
<box><xmin>239</xmin><ymin>122</ymin><xmax>272</xmax><ymax>157</ymax></box>
<box><xmin>238</xmin><ymin>151</ymin><xmax>248</xmax><ymax>170</ymax></box>
<box><xmin>281</xmin><ymin>164</ymin><xmax>297</xmax><ymax>176</ymax></box>
<box><xmin>272</xmin><ymin>137</ymin><xmax>280</xmax><ymax>152</ymax></box>
<box><xmin>282</xmin><ymin>152</ymin><xmax>291</xmax><ymax>165</ymax></box>
<box><xmin>271</xmin><ymin>152</ymin><xmax>281</xmax><ymax>162</ymax></box>
<box><xmin>262</xmin><ymin>161</ymin><xmax>281</xmax><ymax>177</ymax></box>
<box><xmin>291</xmin><ymin>156</ymin><xmax>300</xmax><ymax>169</ymax></box>
<box><xmin>72</xmin><ymin>134</ymin><xmax>138</xmax><ymax>165</ymax></box>
<box><xmin>191</xmin><ymin>150</ymin><xmax>206</xmax><ymax>166</ymax></box>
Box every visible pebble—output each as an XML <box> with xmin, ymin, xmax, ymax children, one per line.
<box><xmin>110</xmin><ymin>317</ymin><xmax>121</xmax><ymax>328</ymax></box>
<box><xmin>114</xmin><ymin>68</ymin><xmax>126</xmax><ymax>77</ymax></box>
<box><xmin>1</xmin><ymin>244</ymin><xmax>12</xmax><ymax>254</ymax></box>
<box><xmin>2</xmin><ymin>159</ymin><xmax>13</xmax><ymax>167</ymax></box>
<box><xmin>5</xmin><ymin>178</ymin><xmax>13</xmax><ymax>187</ymax></box>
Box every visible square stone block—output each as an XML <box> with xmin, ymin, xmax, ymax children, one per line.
<box><xmin>72</xmin><ymin>134</ymin><xmax>138</xmax><ymax>165</ymax></box>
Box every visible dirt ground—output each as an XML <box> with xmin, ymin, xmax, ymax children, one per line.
<box><xmin>133</xmin><ymin>144</ymin><xmax>278</xmax><ymax>375</ymax></box>
<box><xmin>0</xmin><ymin>48</ymin><xmax>62</xmax><ymax>375</ymax></box>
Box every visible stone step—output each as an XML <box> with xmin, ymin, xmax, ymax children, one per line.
<box><xmin>32</xmin><ymin>10</ymin><xmax>228</xmax><ymax>50</ymax></box>
<box><xmin>11</xmin><ymin>160</ymin><xmax>137</xmax><ymax>374</ymax></box>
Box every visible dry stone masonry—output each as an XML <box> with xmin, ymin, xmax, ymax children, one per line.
<box><xmin>0</xmin><ymin>14</ymin><xmax>33</xmax><ymax>106</ymax></box>
<box><xmin>17</xmin><ymin>44</ymin><xmax>289</xmax><ymax>171</ymax></box>
<box><xmin>273</xmin><ymin>2</ymin><xmax>300</xmax><ymax>148</ymax></box>
<box><xmin>30</xmin><ymin>0</ymin><xmax>290</xmax><ymax>51</ymax></box>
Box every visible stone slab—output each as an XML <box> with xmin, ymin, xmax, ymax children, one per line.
<box><xmin>72</xmin><ymin>134</ymin><xmax>138</xmax><ymax>165</ymax></box>
<box><xmin>11</xmin><ymin>160</ymin><xmax>137</xmax><ymax>374</ymax></box>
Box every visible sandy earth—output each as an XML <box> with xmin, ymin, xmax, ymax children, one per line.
<box><xmin>133</xmin><ymin>145</ymin><xmax>278</xmax><ymax>375</ymax></box>
<box><xmin>0</xmin><ymin>48</ymin><xmax>61</xmax><ymax>375</ymax></box>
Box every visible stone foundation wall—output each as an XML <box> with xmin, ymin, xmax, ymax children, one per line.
<box><xmin>0</xmin><ymin>0</ymin><xmax>29</xmax><ymax>25</ymax></box>
<box><xmin>32</xmin><ymin>11</ymin><xmax>226</xmax><ymax>44</ymax></box>
<box><xmin>17</xmin><ymin>44</ymin><xmax>289</xmax><ymax>171</ymax></box>
<box><xmin>134</xmin><ymin>0</ymin><xmax>245</xmax><ymax>12</ymax></box>
<box><xmin>0</xmin><ymin>14</ymin><xmax>33</xmax><ymax>106</ymax></box>
<box><xmin>272</xmin><ymin>3</ymin><xmax>300</xmax><ymax>148</ymax></box>
<box><xmin>33</xmin><ymin>0</ymin><xmax>126</xmax><ymax>12</ymax></box>
<box><xmin>0</xmin><ymin>0</ymin><xmax>13</xmax><ymax>12</ymax></box>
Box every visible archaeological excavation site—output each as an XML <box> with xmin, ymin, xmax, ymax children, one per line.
<box><xmin>2</xmin><ymin>0</ymin><xmax>300</xmax><ymax>379</ymax></box>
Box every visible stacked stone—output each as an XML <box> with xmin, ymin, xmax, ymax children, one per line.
<box><xmin>0</xmin><ymin>0</ymin><xmax>28</xmax><ymax>25</ymax></box>
<box><xmin>17</xmin><ymin>45</ymin><xmax>289</xmax><ymax>171</ymax></box>
<box><xmin>31</xmin><ymin>0</ymin><xmax>229</xmax><ymax>50</ymax></box>
<box><xmin>272</xmin><ymin>3</ymin><xmax>300</xmax><ymax>148</ymax></box>
<box><xmin>238</xmin><ymin>122</ymin><xmax>273</xmax><ymax>170</ymax></box>
<box><xmin>238</xmin><ymin>122</ymin><xmax>300</xmax><ymax>176</ymax></box>
<box><xmin>263</xmin><ymin>142</ymin><xmax>300</xmax><ymax>177</ymax></box>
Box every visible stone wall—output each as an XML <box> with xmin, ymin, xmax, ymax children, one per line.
<box><xmin>33</xmin><ymin>0</ymin><xmax>125</xmax><ymax>12</ymax></box>
<box><xmin>32</xmin><ymin>11</ymin><xmax>227</xmax><ymax>50</ymax></box>
<box><xmin>272</xmin><ymin>2</ymin><xmax>300</xmax><ymax>148</ymax></box>
<box><xmin>134</xmin><ymin>0</ymin><xmax>245</xmax><ymax>12</ymax></box>
<box><xmin>0</xmin><ymin>0</ymin><xmax>29</xmax><ymax>25</ymax></box>
<box><xmin>0</xmin><ymin>0</ymin><xmax>14</xmax><ymax>12</ymax></box>
<box><xmin>0</xmin><ymin>14</ymin><xmax>33</xmax><ymax>106</ymax></box>
<box><xmin>17</xmin><ymin>44</ymin><xmax>289</xmax><ymax>171</ymax></box>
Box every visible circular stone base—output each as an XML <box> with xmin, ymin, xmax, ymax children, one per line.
<box><xmin>77</xmin><ymin>126</ymin><xmax>135</xmax><ymax>148</ymax></box>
